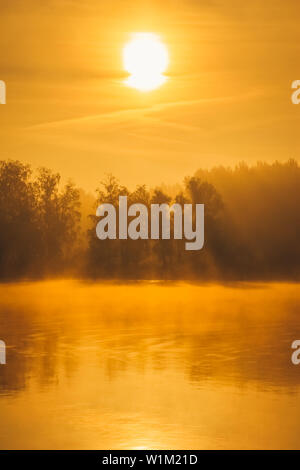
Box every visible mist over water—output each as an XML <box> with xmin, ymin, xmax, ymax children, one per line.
<box><xmin>0</xmin><ymin>280</ymin><xmax>300</xmax><ymax>449</ymax></box>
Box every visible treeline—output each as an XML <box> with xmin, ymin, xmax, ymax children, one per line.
<box><xmin>0</xmin><ymin>160</ymin><xmax>81</xmax><ymax>278</ymax></box>
<box><xmin>0</xmin><ymin>159</ymin><xmax>300</xmax><ymax>280</ymax></box>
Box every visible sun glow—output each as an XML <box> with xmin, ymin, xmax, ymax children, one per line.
<box><xmin>123</xmin><ymin>33</ymin><xmax>169</xmax><ymax>92</ymax></box>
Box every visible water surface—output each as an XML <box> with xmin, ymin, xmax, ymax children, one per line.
<box><xmin>0</xmin><ymin>281</ymin><xmax>300</xmax><ymax>449</ymax></box>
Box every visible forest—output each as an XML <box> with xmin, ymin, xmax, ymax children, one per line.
<box><xmin>0</xmin><ymin>158</ymin><xmax>299</xmax><ymax>280</ymax></box>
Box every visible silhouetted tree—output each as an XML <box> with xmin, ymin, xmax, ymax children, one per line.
<box><xmin>2</xmin><ymin>158</ymin><xmax>300</xmax><ymax>281</ymax></box>
<box><xmin>0</xmin><ymin>160</ymin><xmax>80</xmax><ymax>278</ymax></box>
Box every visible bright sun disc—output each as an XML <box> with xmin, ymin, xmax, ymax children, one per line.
<box><xmin>123</xmin><ymin>33</ymin><xmax>169</xmax><ymax>91</ymax></box>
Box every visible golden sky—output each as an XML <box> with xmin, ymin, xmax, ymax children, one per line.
<box><xmin>0</xmin><ymin>0</ymin><xmax>299</xmax><ymax>189</ymax></box>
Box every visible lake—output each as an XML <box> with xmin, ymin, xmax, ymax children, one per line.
<box><xmin>0</xmin><ymin>280</ymin><xmax>300</xmax><ymax>449</ymax></box>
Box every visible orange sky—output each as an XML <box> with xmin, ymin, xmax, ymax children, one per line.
<box><xmin>0</xmin><ymin>0</ymin><xmax>299</xmax><ymax>190</ymax></box>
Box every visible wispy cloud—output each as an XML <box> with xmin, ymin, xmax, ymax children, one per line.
<box><xmin>25</xmin><ymin>90</ymin><xmax>261</xmax><ymax>132</ymax></box>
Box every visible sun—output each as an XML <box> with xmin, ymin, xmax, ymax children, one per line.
<box><xmin>123</xmin><ymin>33</ymin><xmax>169</xmax><ymax>92</ymax></box>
